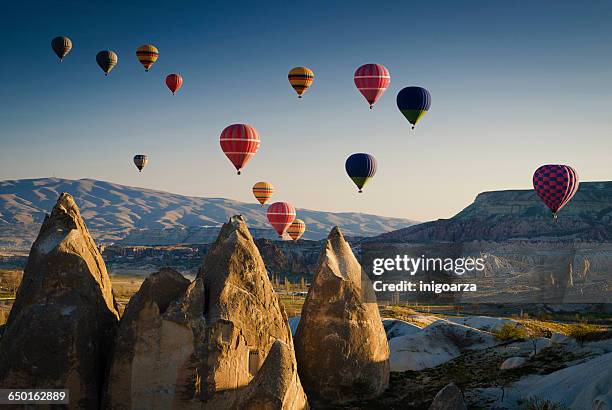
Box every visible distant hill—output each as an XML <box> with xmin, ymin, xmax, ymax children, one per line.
<box><xmin>372</xmin><ymin>181</ymin><xmax>612</xmax><ymax>243</ymax></box>
<box><xmin>0</xmin><ymin>178</ymin><xmax>417</xmax><ymax>250</ymax></box>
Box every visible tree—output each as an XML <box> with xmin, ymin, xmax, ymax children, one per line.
<box><xmin>284</xmin><ymin>276</ymin><xmax>291</xmax><ymax>295</ymax></box>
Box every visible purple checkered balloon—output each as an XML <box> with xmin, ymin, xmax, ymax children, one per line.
<box><xmin>533</xmin><ymin>164</ymin><xmax>579</xmax><ymax>218</ymax></box>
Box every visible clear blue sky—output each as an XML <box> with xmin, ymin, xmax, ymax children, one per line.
<box><xmin>1</xmin><ymin>0</ymin><xmax>611</xmax><ymax>221</ymax></box>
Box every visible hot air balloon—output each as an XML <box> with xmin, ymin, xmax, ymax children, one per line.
<box><xmin>133</xmin><ymin>155</ymin><xmax>148</xmax><ymax>172</ymax></box>
<box><xmin>354</xmin><ymin>63</ymin><xmax>390</xmax><ymax>109</ymax></box>
<box><xmin>533</xmin><ymin>165</ymin><xmax>579</xmax><ymax>219</ymax></box>
<box><xmin>253</xmin><ymin>181</ymin><xmax>274</xmax><ymax>206</ymax></box>
<box><xmin>288</xmin><ymin>67</ymin><xmax>314</xmax><ymax>98</ymax></box>
<box><xmin>287</xmin><ymin>219</ymin><xmax>306</xmax><ymax>241</ymax></box>
<box><xmin>345</xmin><ymin>153</ymin><xmax>377</xmax><ymax>193</ymax></box>
<box><xmin>96</xmin><ymin>50</ymin><xmax>118</xmax><ymax>76</ymax></box>
<box><xmin>136</xmin><ymin>44</ymin><xmax>159</xmax><ymax>72</ymax></box>
<box><xmin>220</xmin><ymin>124</ymin><xmax>260</xmax><ymax>175</ymax></box>
<box><xmin>267</xmin><ymin>202</ymin><xmax>296</xmax><ymax>237</ymax></box>
<box><xmin>397</xmin><ymin>86</ymin><xmax>431</xmax><ymax>129</ymax></box>
<box><xmin>165</xmin><ymin>73</ymin><xmax>183</xmax><ymax>95</ymax></box>
<box><xmin>51</xmin><ymin>36</ymin><xmax>72</xmax><ymax>61</ymax></box>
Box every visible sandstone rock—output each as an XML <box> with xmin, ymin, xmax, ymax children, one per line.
<box><xmin>383</xmin><ymin>318</ymin><xmax>422</xmax><ymax>340</ymax></box>
<box><xmin>389</xmin><ymin>320</ymin><xmax>497</xmax><ymax>371</ymax></box>
<box><xmin>510</xmin><ymin>351</ymin><xmax>612</xmax><ymax>409</ymax></box>
<box><xmin>198</xmin><ymin>215</ymin><xmax>298</xmax><ymax>407</ymax></box>
<box><xmin>551</xmin><ymin>331</ymin><xmax>575</xmax><ymax>345</ymax></box>
<box><xmin>104</xmin><ymin>216</ymin><xmax>307</xmax><ymax>409</ymax></box>
<box><xmin>295</xmin><ymin>226</ymin><xmax>389</xmax><ymax>403</ymax></box>
<box><xmin>500</xmin><ymin>356</ymin><xmax>527</xmax><ymax>370</ymax></box>
<box><xmin>0</xmin><ymin>193</ymin><xmax>119</xmax><ymax>409</ymax></box>
<box><xmin>104</xmin><ymin>268</ymin><xmax>196</xmax><ymax>410</ymax></box>
<box><xmin>428</xmin><ymin>383</ymin><xmax>467</xmax><ymax>410</ymax></box>
<box><xmin>240</xmin><ymin>339</ymin><xmax>308</xmax><ymax>410</ymax></box>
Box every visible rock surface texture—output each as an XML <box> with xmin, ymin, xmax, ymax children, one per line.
<box><xmin>428</xmin><ymin>383</ymin><xmax>467</xmax><ymax>410</ymax></box>
<box><xmin>103</xmin><ymin>267</ymin><xmax>196</xmax><ymax>410</ymax></box>
<box><xmin>0</xmin><ymin>193</ymin><xmax>119</xmax><ymax>409</ymax></box>
<box><xmin>295</xmin><ymin>226</ymin><xmax>389</xmax><ymax>403</ymax></box>
<box><xmin>104</xmin><ymin>215</ymin><xmax>307</xmax><ymax>409</ymax></box>
<box><xmin>388</xmin><ymin>320</ymin><xmax>497</xmax><ymax>372</ymax></box>
<box><xmin>198</xmin><ymin>215</ymin><xmax>306</xmax><ymax>408</ymax></box>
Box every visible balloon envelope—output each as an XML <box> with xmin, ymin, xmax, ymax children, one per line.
<box><xmin>165</xmin><ymin>73</ymin><xmax>183</xmax><ymax>94</ymax></box>
<box><xmin>51</xmin><ymin>36</ymin><xmax>72</xmax><ymax>61</ymax></box>
<box><xmin>396</xmin><ymin>86</ymin><xmax>431</xmax><ymax>129</ymax></box>
<box><xmin>96</xmin><ymin>50</ymin><xmax>118</xmax><ymax>75</ymax></box>
<box><xmin>219</xmin><ymin>124</ymin><xmax>260</xmax><ymax>175</ymax></box>
<box><xmin>267</xmin><ymin>202</ymin><xmax>296</xmax><ymax>237</ymax></box>
<box><xmin>133</xmin><ymin>155</ymin><xmax>148</xmax><ymax>172</ymax></box>
<box><xmin>354</xmin><ymin>63</ymin><xmax>390</xmax><ymax>108</ymax></box>
<box><xmin>287</xmin><ymin>219</ymin><xmax>306</xmax><ymax>241</ymax></box>
<box><xmin>533</xmin><ymin>164</ymin><xmax>579</xmax><ymax>218</ymax></box>
<box><xmin>253</xmin><ymin>181</ymin><xmax>274</xmax><ymax>206</ymax></box>
<box><xmin>345</xmin><ymin>153</ymin><xmax>377</xmax><ymax>193</ymax></box>
<box><xmin>288</xmin><ymin>67</ymin><xmax>314</xmax><ymax>98</ymax></box>
<box><xmin>136</xmin><ymin>44</ymin><xmax>159</xmax><ymax>71</ymax></box>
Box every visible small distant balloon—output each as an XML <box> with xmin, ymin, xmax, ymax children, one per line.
<box><xmin>533</xmin><ymin>164</ymin><xmax>579</xmax><ymax>219</ymax></box>
<box><xmin>51</xmin><ymin>36</ymin><xmax>72</xmax><ymax>62</ymax></box>
<box><xmin>253</xmin><ymin>181</ymin><xmax>274</xmax><ymax>206</ymax></box>
<box><xmin>345</xmin><ymin>153</ymin><xmax>377</xmax><ymax>193</ymax></box>
<box><xmin>287</xmin><ymin>219</ymin><xmax>306</xmax><ymax>241</ymax></box>
<box><xmin>267</xmin><ymin>202</ymin><xmax>296</xmax><ymax>237</ymax></box>
<box><xmin>133</xmin><ymin>155</ymin><xmax>148</xmax><ymax>172</ymax></box>
<box><xmin>96</xmin><ymin>50</ymin><xmax>118</xmax><ymax>76</ymax></box>
<box><xmin>136</xmin><ymin>44</ymin><xmax>159</xmax><ymax>72</ymax></box>
<box><xmin>219</xmin><ymin>124</ymin><xmax>260</xmax><ymax>175</ymax></box>
<box><xmin>165</xmin><ymin>73</ymin><xmax>183</xmax><ymax>95</ymax></box>
<box><xmin>354</xmin><ymin>63</ymin><xmax>390</xmax><ymax>109</ymax></box>
<box><xmin>288</xmin><ymin>67</ymin><xmax>314</xmax><ymax>98</ymax></box>
<box><xmin>396</xmin><ymin>86</ymin><xmax>431</xmax><ymax>129</ymax></box>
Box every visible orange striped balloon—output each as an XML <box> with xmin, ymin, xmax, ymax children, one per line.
<box><xmin>136</xmin><ymin>44</ymin><xmax>159</xmax><ymax>71</ymax></box>
<box><xmin>288</xmin><ymin>67</ymin><xmax>314</xmax><ymax>98</ymax></box>
<box><xmin>287</xmin><ymin>219</ymin><xmax>306</xmax><ymax>241</ymax></box>
<box><xmin>252</xmin><ymin>181</ymin><xmax>274</xmax><ymax>206</ymax></box>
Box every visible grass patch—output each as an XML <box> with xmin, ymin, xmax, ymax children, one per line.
<box><xmin>566</xmin><ymin>323</ymin><xmax>612</xmax><ymax>344</ymax></box>
<box><xmin>520</xmin><ymin>397</ymin><xmax>569</xmax><ymax>410</ymax></box>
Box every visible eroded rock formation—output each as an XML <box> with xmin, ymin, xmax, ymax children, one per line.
<box><xmin>0</xmin><ymin>193</ymin><xmax>119</xmax><ymax>408</ymax></box>
<box><xmin>103</xmin><ymin>268</ymin><xmax>197</xmax><ymax>409</ymax></box>
<box><xmin>295</xmin><ymin>226</ymin><xmax>389</xmax><ymax>403</ymax></box>
<box><xmin>198</xmin><ymin>215</ymin><xmax>303</xmax><ymax>408</ymax></box>
<box><xmin>104</xmin><ymin>215</ymin><xmax>307</xmax><ymax>409</ymax></box>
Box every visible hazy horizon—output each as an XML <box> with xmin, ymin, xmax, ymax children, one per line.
<box><xmin>2</xmin><ymin>1</ymin><xmax>611</xmax><ymax>221</ymax></box>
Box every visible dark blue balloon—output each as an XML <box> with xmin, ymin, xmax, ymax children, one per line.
<box><xmin>396</xmin><ymin>86</ymin><xmax>431</xmax><ymax>110</ymax></box>
<box><xmin>345</xmin><ymin>153</ymin><xmax>377</xmax><ymax>193</ymax></box>
<box><xmin>345</xmin><ymin>153</ymin><xmax>377</xmax><ymax>177</ymax></box>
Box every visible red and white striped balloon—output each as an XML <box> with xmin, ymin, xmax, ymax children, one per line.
<box><xmin>267</xmin><ymin>202</ymin><xmax>296</xmax><ymax>237</ymax></box>
<box><xmin>219</xmin><ymin>124</ymin><xmax>260</xmax><ymax>175</ymax></box>
<box><xmin>354</xmin><ymin>63</ymin><xmax>391</xmax><ymax>109</ymax></box>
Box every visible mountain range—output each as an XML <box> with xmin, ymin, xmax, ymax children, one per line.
<box><xmin>372</xmin><ymin>181</ymin><xmax>612</xmax><ymax>243</ymax></box>
<box><xmin>0</xmin><ymin>178</ymin><xmax>417</xmax><ymax>250</ymax></box>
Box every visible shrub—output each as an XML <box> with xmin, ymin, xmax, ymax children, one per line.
<box><xmin>492</xmin><ymin>323</ymin><xmax>528</xmax><ymax>341</ymax></box>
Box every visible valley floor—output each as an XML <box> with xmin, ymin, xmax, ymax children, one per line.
<box><xmin>2</xmin><ymin>269</ymin><xmax>611</xmax><ymax>409</ymax></box>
